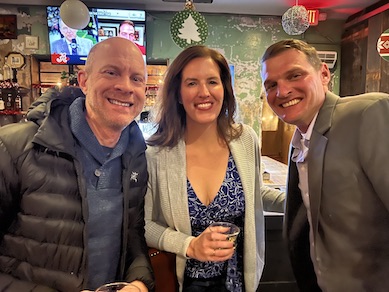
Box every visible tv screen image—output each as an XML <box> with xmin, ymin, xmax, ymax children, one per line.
<box><xmin>46</xmin><ymin>6</ymin><xmax>146</xmax><ymax>65</ymax></box>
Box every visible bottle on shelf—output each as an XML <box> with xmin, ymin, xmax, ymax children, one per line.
<box><xmin>14</xmin><ymin>93</ymin><xmax>21</xmax><ymax>112</ymax></box>
<box><xmin>5</xmin><ymin>92</ymin><xmax>13</xmax><ymax>111</ymax></box>
<box><xmin>0</xmin><ymin>89</ymin><xmax>4</xmax><ymax>111</ymax></box>
<box><xmin>2</xmin><ymin>58</ymin><xmax>12</xmax><ymax>81</ymax></box>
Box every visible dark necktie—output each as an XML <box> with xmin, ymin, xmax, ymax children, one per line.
<box><xmin>71</xmin><ymin>38</ymin><xmax>77</xmax><ymax>55</ymax></box>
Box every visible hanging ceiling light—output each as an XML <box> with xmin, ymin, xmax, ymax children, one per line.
<box><xmin>282</xmin><ymin>0</ymin><xmax>310</xmax><ymax>35</ymax></box>
<box><xmin>60</xmin><ymin>0</ymin><xmax>90</xmax><ymax>30</ymax></box>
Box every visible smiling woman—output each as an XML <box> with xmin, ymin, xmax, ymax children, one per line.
<box><xmin>144</xmin><ymin>45</ymin><xmax>285</xmax><ymax>292</ymax></box>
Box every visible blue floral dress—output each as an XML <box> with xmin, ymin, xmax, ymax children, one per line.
<box><xmin>185</xmin><ymin>153</ymin><xmax>245</xmax><ymax>291</ymax></box>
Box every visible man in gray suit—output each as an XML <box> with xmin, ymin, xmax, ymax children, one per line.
<box><xmin>51</xmin><ymin>19</ymin><xmax>94</xmax><ymax>56</ymax></box>
<box><xmin>260</xmin><ymin>39</ymin><xmax>389</xmax><ymax>292</ymax></box>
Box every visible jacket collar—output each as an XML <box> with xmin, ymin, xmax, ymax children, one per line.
<box><xmin>308</xmin><ymin>91</ymin><xmax>339</xmax><ymax>239</ymax></box>
<box><xmin>286</xmin><ymin>91</ymin><xmax>340</xmax><ymax>241</ymax></box>
<box><xmin>28</xmin><ymin>87</ymin><xmax>146</xmax><ymax>158</ymax></box>
<box><xmin>313</xmin><ymin>91</ymin><xmax>339</xmax><ymax>136</ymax></box>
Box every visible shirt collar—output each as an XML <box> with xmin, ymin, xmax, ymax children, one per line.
<box><xmin>300</xmin><ymin>112</ymin><xmax>319</xmax><ymax>142</ymax></box>
<box><xmin>291</xmin><ymin>112</ymin><xmax>319</xmax><ymax>163</ymax></box>
<box><xmin>69</xmin><ymin>97</ymin><xmax>130</xmax><ymax>164</ymax></box>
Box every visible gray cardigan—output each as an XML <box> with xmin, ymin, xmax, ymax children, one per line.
<box><xmin>145</xmin><ymin>124</ymin><xmax>285</xmax><ymax>291</ymax></box>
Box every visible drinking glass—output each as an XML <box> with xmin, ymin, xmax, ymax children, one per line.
<box><xmin>95</xmin><ymin>282</ymin><xmax>129</xmax><ymax>292</ymax></box>
<box><xmin>209</xmin><ymin>222</ymin><xmax>240</xmax><ymax>247</ymax></box>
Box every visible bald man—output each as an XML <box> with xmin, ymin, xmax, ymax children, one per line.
<box><xmin>0</xmin><ymin>37</ymin><xmax>153</xmax><ymax>292</ymax></box>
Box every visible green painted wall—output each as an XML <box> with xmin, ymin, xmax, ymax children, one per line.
<box><xmin>147</xmin><ymin>12</ymin><xmax>344</xmax><ymax>134</ymax></box>
<box><xmin>0</xmin><ymin>6</ymin><xmax>344</xmax><ymax>134</ymax></box>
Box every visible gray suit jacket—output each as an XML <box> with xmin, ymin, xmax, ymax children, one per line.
<box><xmin>51</xmin><ymin>36</ymin><xmax>94</xmax><ymax>55</ymax></box>
<box><xmin>145</xmin><ymin>124</ymin><xmax>285</xmax><ymax>292</ymax></box>
<box><xmin>285</xmin><ymin>91</ymin><xmax>389</xmax><ymax>292</ymax></box>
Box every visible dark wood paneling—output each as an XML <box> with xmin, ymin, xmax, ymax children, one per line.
<box><xmin>366</xmin><ymin>13</ymin><xmax>383</xmax><ymax>93</ymax></box>
<box><xmin>380</xmin><ymin>10</ymin><xmax>389</xmax><ymax>94</ymax></box>
<box><xmin>340</xmin><ymin>23</ymin><xmax>368</xmax><ymax>96</ymax></box>
<box><xmin>341</xmin><ymin>6</ymin><xmax>389</xmax><ymax>96</ymax></box>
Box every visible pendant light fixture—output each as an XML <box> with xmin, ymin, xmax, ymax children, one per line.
<box><xmin>282</xmin><ymin>0</ymin><xmax>310</xmax><ymax>35</ymax></box>
<box><xmin>60</xmin><ymin>0</ymin><xmax>90</xmax><ymax>30</ymax></box>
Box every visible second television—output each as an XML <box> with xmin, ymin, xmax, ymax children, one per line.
<box><xmin>47</xmin><ymin>6</ymin><xmax>146</xmax><ymax>65</ymax></box>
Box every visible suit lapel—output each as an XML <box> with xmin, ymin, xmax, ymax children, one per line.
<box><xmin>61</xmin><ymin>39</ymin><xmax>70</xmax><ymax>55</ymax></box>
<box><xmin>285</xmin><ymin>143</ymin><xmax>309</xmax><ymax>241</ymax></box>
<box><xmin>308</xmin><ymin>133</ymin><xmax>327</xmax><ymax>240</ymax></box>
<box><xmin>308</xmin><ymin>92</ymin><xmax>338</xmax><ymax>240</ymax></box>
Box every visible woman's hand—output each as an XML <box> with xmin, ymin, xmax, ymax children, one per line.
<box><xmin>186</xmin><ymin>225</ymin><xmax>235</xmax><ymax>262</ymax></box>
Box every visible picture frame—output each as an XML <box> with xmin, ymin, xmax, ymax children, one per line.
<box><xmin>0</xmin><ymin>14</ymin><xmax>17</xmax><ymax>39</ymax></box>
<box><xmin>101</xmin><ymin>26</ymin><xmax>117</xmax><ymax>38</ymax></box>
<box><xmin>98</xmin><ymin>36</ymin><xmax>108</xmax><ymax>42</ymax></box>
<box><xmin>6</xmin><ymin>52</ymin><xmax>25</xmax><ymax>69</ymax></box>
<box><xmin>25</xmin><ymin>35</ymin><xmax>39</xmax><ymax>49</ymax></box>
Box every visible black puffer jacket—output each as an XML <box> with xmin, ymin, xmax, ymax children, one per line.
<box><xmin>0</xmin><ymin>87</ymin><xmax>154</xmax><ymax>291</ymax></box>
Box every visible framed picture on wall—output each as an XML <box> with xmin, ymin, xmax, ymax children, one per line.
<box><xmin>0</xmin><ymin>15</ymin><xmax>17</xmax><ymax>39</ymax></box>
<box><xmin>25</xmin><ymin>35</ymin><xmax>39</xmax><ymax>49</ymax></box>
<box><xmin>6</xmin><ymin>52</ymin><xmax>25</xmax><ymax>69</ymax></box>
<box><xmin>101</xmin><ymin>26</ymin><xmax>117</xmax><ymax>37</ymax></box>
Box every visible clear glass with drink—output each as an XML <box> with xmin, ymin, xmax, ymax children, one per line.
<box><xmin>209</xmin><ymin>222</ymin><xmax>240</xmax><ymax>247</ymax></box>
<box><xmin>95</xmin><ymin>282</ymin><xmax>130</xmax><ymax>292</ymax></box>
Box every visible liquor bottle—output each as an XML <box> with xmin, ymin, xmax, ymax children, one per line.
<box><xmin>0</xmin><ymin>89</ymin><xmax>4</xmax><ymax>111</ymax></box>
<box><xmin>5</xmin><ymin>92</ymin><xmax>13</xmax><ymax>110</ymax></box>
<box><xmin>14</xmin><ymin>94</ymin><xmax>21</xmax><ymax>111</ymax></box>
<box><xmin>0</xmin><ymin>65</ymin><xmax>4</xmax><ymax>81</ymax></box>
<box><xmin>3</xmin><ymin>58</ymin><xmax>11</xmax><ymax>81</ymax></box>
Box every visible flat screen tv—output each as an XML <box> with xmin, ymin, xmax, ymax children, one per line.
<box><xmin>46</xmin><ymin>6</ymin><xmax>146</xmax><ymax>65</ymax></box>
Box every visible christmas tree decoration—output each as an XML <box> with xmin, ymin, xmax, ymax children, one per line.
<box><xmin>282</xmin><ymin>0</ymin><xmax>309</xmax><ymax>36</ymax></box>
<box><xmin>170</xmin><ymin>0</ymin><xmax>208</xmax><ymax>48</ymax></box>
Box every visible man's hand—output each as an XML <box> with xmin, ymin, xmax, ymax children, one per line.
<box><xmin>80</xmin><ymin>280</ymin><xmax>148</xmax><ymax>292</ymax></box>
<box><xmin>121</xmin><ymin>281</ymin><xmax>148</xmax><ymax>292</ymax></box>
